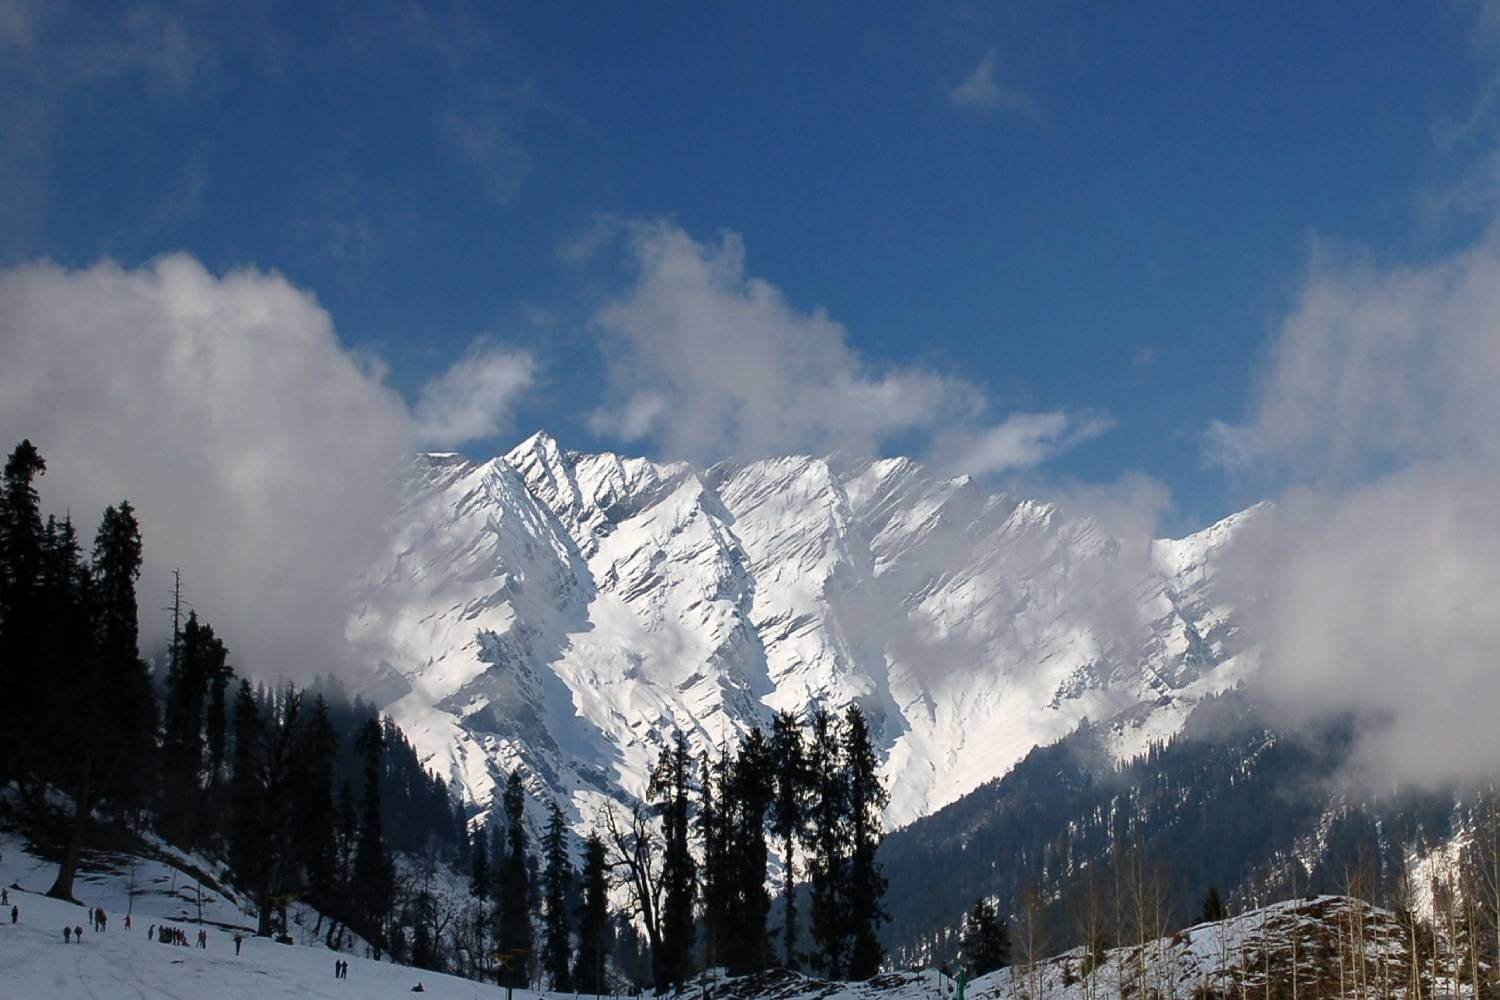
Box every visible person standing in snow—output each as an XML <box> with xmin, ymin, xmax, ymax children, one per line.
<box><xmin>124</xmin><ymin>914</ymin><xmax>131</xmax><ymax>931</ymax></box>
<box><xmin>64</xmin><ymin>926</ymin><xmax>71</xmax><ymax>943</ymax></box>
<box><xmin>10</xmin><ymin>904</ymin><xmax>17</xmax><ymax>923</ymax></box>
<box><xmin>73</xmin><ymin>924</ymin><xmax>82</xmax><ymax>941</ymax></box>
<box><xmin>1</xmin><ymin>887</ymin><xmax>8</xmax><ymax>905</ymax></box>
<box><xmin>234</xmin><ymin>933</ymin><xmax>243</xmax><ymax>955</ymax></box>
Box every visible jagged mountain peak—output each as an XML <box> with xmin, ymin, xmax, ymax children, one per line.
<box><xmin>352</xmin><ymin>433</ymin><xmax>1262</xmax><ymax>829</ymax></box>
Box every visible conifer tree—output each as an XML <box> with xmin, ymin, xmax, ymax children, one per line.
<box><xmin>542</xmin><ymin>799</ymin><xmax>574</xmax><ymax>990</ymax></box>
<box><xmin>770</xmin><ymin>710</ymin><xmax>808</xmax><ymax>970</ymax></box>
<box><xmin>805</xmin><ymin>708</ymin><xmax>849</xmax><ymax>978</ymax></box>
<box><xmin>574</xmin><ymin>833</ymin><xmax>611</xmax><ymax>994</ymax></box>
<box><xmin>0</xmin><ymin>440</ymin><xmax>47</xmax><ymax>778</ymax></box>
<box><xmin>45</xmin><ymin>502</ymin><xmax>158</xmax><ymax>900</ymax></box>
<box><xmin>160</xmin><ymin>612</ymin><xmax>228</xmax><ymax>848</ymax></box>
<box><xmin>959</xmin><ymin>898</ymin><xmax>1010</xmax><ymax>977</ymax></box>
<box><xmin>497</xmin><ymin>770</ymin><xmax>534</xmax><ymax>987</ymax></box>
<box><xmin>471</xmin><ymin>823</ymin><xmax>492</xmax><ymax>900</ymax></box>
<box><xmin>844</xmin><ymin>705</ymin><xmax>889</xmax><ymax>979</ymax></box>
<box><xmin>725</xmin><ymin>726</ymin><xmax>774</xmax><ymax>975</ymax></box>
<box><xmin>228</xmin><ymin>680</ymin><xmax>263</xmax><ymax>887</ymax></box>
<box><xmin>698</xmin><ymin>746</ymin><xmax>732</xmax><ymax>970</ymax></box>
<box><xmin>650</xmin><ymin>730</ymin><xmax>697</xmax><ymax>990</ymax></box>
<box><xmin>1201</xmin><ymin>886</ymin><xmax>1227</xmax><ymax>923</ymax></box>
<box><xmin>353</xmin><ymin>718</ymin><xmax>395</xmax><ymax>949</ymax></box>
<box><xmin>452</xmin><ymin>800</ymin><xmax>471</xmax><ymax>868</ymax></box>
<box><xmin>292</xmin><ymin>694</ymin><xmax>340</xmax><ymax>910</ymax></box>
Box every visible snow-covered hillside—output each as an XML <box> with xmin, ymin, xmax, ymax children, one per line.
<box><xmin>0</xmin><ymin>830</ymin><xmax>440</xmax><ymax>1000</ymax></box>
<box><xmin>348</xmin><ymin>433</ymin><xmax>1262</xmax><ymax>828</ymax></box>
<box><xmin>668</xmin><ymin>896</ymin><xmax>1427</xmax><ymax>1000</ymax></box>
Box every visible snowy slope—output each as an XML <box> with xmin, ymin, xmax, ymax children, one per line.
<box><xmin>0</xmin><ymin>882</ymin><xmax>515</xmax><ymax>1000</ymax></box>
<box><xmin>348</xmin><ymin>433</ymin><xmax>1263</xmax><ymax>828</ymax></box>
<box><xmin>665</xmin><ymin>896</ymin><xmax>1422</xmax><ymax>1000</ymax></box>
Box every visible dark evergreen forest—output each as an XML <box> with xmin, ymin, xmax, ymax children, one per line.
<box><xmin>879</xmin><ymin>689</ymin><xmax>1473</xmax><ymax>971</ymax></box>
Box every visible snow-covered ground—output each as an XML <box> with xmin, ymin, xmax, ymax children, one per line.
<box><xmin>0</xmin><ymin>830</ymin><xmax>523</xmax><ymax>1000</ymax></box>
<box><xmin>669</xmin><ymin>897</ymin><xmax>1432</xmax><ymax>1000</ymax></box>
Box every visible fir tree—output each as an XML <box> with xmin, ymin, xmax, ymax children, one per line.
<box><xmin>497</xmin><ymin>770</ymin><xmax>534</xmax><ymax>988</ymax></box>
<box><xmin>353</xmin><ymin>718</ymin><xmax>394</xmax><ymax>949</ymax></box>
<box><xmin>0</xmin><ymin>440</ymin><xmax>47</xmax><ymax>780</ymax></box>
<box><xmin>698</xmin><ymin>746</ymin><xmax>732</xmax><ymax>971</ymax></box>
<box><xmin>844</xmin><ymin>705</ymin><xmax>889</xmax><ymax>979</ymax></box>
<box><xmin>160</xmin><ymin>612</ymin><xmax>228</xmax><ymax>848</ymax></box>
<box><xmin>471</xmin><ymin>823</ymin><xmax>492</xmax><ymax>899</ymax></box>
<box><xmin>45</xmin><ymin>502</ymin><xmax>158</xmax><ymax>900</ymax></box>
<box><xmin>452</xmin><ymin>800</ymin><xmax>472</xmax><ymax>868</ymax></box>
<box><xmin>650</xmin><ymin>730</ymin><xmax>697</xmax><ymax>990</ymax></box>
<box><xmin>1201</xmin><ymin>886</ymin><xmax>1227</xmax><ymax>923</ymax></box>
<box><xmin>959</xmin><ymin>898</ymin><xmax>1010</xmax><ymax>977</ymax></box>
<box><xmin>542</xmin><ymin>799</ymin><xmax>574</xmax><ymax>990</ymax></box>
<box><xmin>228</xmin><ymin>680</ymin><xmax>263</xmax><ymax>889</ymax></box>
<box><xmin>291</xmin><ymin>694</ymin><xmax>340</xmax><ymax>911</ymax></box>
<box><xmin>770</xmin><ymin>710</ymin><xmax>808</xmax><ymax>970</ymax></box>
<box><xmin>574</xmin><ymin>833</ymin><xmax>611</xmax><ymax>994</ymax></box>
<box><xmin>805</xmin><ymin>708</ymin><xmax>849</xmax><ymax>978</ymax></box>
<box><xmin>725</xmin><ymin>727</ymin><xmax>774</xmax><ymax>975</ymax></box>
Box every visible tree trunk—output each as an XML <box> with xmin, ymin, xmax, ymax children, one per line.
<box><xmin>257</xmin><ymin>864</ymin><xmax>274</xmax><ymax>937</ymax></box>
<box><xmin>46</xmin><ymin>768</ymin><xmax>92</xmax><ymax>901</ymax></box>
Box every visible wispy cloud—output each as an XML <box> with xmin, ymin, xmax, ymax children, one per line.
<box><xmin>415</xmin><ymin>342</ymin><xmax>536</xmax><ymax>447</ymax></box>
<box><xmin>438</xmin><ymin>103</ymin><xmax>535</xmax><ymax>206</ymax></box>
<box><xmin>949</xmin><ymin>48</ymin><xmax>1038</xmax><ymax>118</ymax></box>
<box><xmin>942</xmin><ymin>411</ymin><xmax>1114</xmax><ymax>478</ymax></box>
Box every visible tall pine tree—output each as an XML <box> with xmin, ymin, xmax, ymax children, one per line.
<box><xmin>497</xmin><ymin>770</ymin><xmax>534</xmax><ymax>988</ymax></box>
<box><xmin>353</xmin><ymin>718</ymin><xmax>395</xmax><ymax>950</ymax></box>
<box><xmin>770</xmin><ymin>710</ymin><xmax>808</xmax><ymax>970</ymax></box>
<box><xmin>724</xmin><ymin>727</ymin><xmax>774</xmax><ymax>975</ymax></box>
<box><xmin>45</xmin><ymin>502</ymin><xmax>158</xmax><ymax>900</ymax></box>
<box><xmin>650</xmin><ymin>731</ymin><xmax>697</xmax><ymax>990</ymax></box>
<box><xmin>542</xmin><ymin>799</ymin><xmax>573</xmax><ymax>990</ymax></box>
<box><xmin>959</xmin><ymin>898</ymin><xmax>1010</xmax><ymax>977</ymax></box>
<box><xmin>574</xmin><ymin>833</ymin><xmax>611</xmax><ymax>994</ymax></box>
<box><xmin>804</xmin><ymin>708</ymin><xmax>849</xmax><ymax>978</ymax></box>
<box><xmin>844</xmin><ymin>705</ymin><xmax>889</xmax><ymax>979</ymax></box>
<box><xmin>0</xmin><ymin>441</ymin><xmax>47</xmax><ymax>782</ymax></box>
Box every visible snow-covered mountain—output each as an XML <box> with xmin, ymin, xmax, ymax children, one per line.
<box><xmin>346</xmin><ymin>432</ymin><xmax>1261</xmax><ymax>829</ymax></box>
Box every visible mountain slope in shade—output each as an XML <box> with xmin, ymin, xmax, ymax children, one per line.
<box><xmin>347</xmin><ymin>432</ymin><xmax>1262</xmax><ymax>828</ymax></box>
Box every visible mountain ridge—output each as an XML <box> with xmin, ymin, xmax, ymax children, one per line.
<box><xmin>347</xmin><ymin>432</ymin><xmax>1262</xmax><ymax>830</ymax></box>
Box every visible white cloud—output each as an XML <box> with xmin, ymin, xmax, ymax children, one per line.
<box><xmin>438</xmin><ymin>105</ymin><xmax>533</xmax><ymax>205</ymax></box>
<box><xmin>415</xmin><ymin>343</ymin><xmax>536</xmax><ymax>447</ymax></box>
<box><xmin>942</xmin><ymin>411</ymin><xmax>1114</xmax><ymax>477</ymax></box>
<box><xmin>949</xmin><ymin>48</ymin><xmax>1038</xmax><ymax>117</ymax></box>
<box><xmin>1211</xmin><ymin>231</ymin><xmax>1500</xmax><ymax>787</ymax></box>
<box><xmin>589</xmin><ymin>221</ymin><xmax>1096</xmax><ymax>472</ymax></box>
<box><xmin>0</xmin><ymin>253</ymin><xmax>415</xmax><ymax>678</ymax></box>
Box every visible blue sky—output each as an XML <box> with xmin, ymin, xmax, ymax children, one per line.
<box><xmin>4</xmin><ymin>1</ymin><xmax>1497</xmax><ymax>532</ymax></box>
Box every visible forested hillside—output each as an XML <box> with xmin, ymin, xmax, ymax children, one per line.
<box><xmin>880</xmin><ymin>690</ymin><xmax>1473</xmax><ymax>968</ymax></box>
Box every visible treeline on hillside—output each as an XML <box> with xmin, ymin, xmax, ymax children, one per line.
<box><xmin>880</xmin><ymin>688</ymin><xmax>1476</xmax><ymax>976</ymax></box>
<box><xmin>612</xmin><ymin>708</ymin><xmax>890</xmax><ymax>990</ymax></box>
<box><xmin>0</xmin><ymin>439</ymin><xmax>462</xmax><ymax>954</ymax></box>
<box><xmin>462</xmin><ymin>706</ymin><xmax>895</xmax><ymax>993</ymax></box>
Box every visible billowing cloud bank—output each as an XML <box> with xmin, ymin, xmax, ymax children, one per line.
<box><xmin>0</xmin><ymin>253</ymin><xmax>530</xmax><ymax>677</ymax></box>
<box><xmin>589</xmin><ymin>221</ymin><xmax>1108</xmax><ymax>474</ymax></box>
<box><xmin>1213</xmin><ymin>235</ymin><xmax>1500</xmax><ymax>787</ymax></box>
